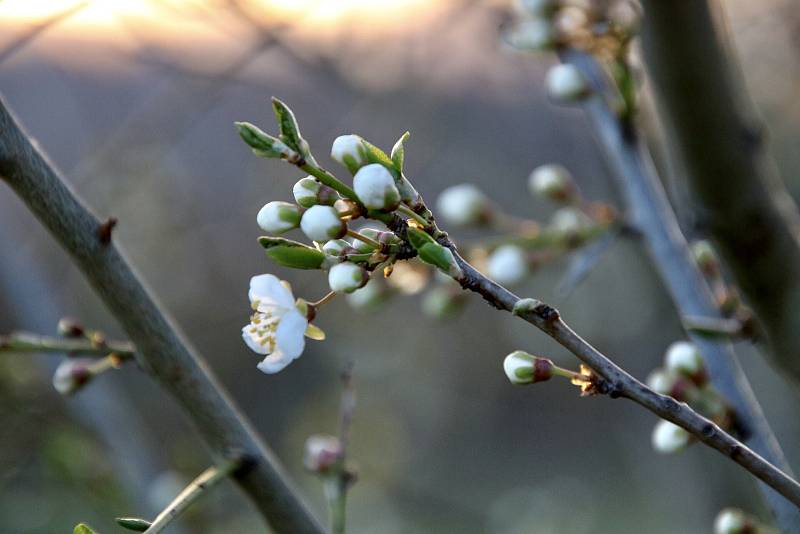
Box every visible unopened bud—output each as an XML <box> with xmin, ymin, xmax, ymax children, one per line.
<box><xmin>503</xmin><ymin>350</ymin><xmax>554</xmax><ymax>385</ymax></box>
<box><xmin>257</xmin><ymin>201</ymin><xmax>301</xmax><ymax>234</ymax></box>
<box><xmin>304</xmin><ymin>434</ymin><xmax>343</xmax><ymax>474</ymax></box>
<box><xmin>353</xmin><ymin>163</ymin><xmax>401</xmax><ymax>211</ymax></box>
<box><xmin>691</xmin><ymin>240</ymin><xmax>720</xmax><ymax>275</ymax></box>
<box><xmin>513</xmin><ymin>0</ymin><xmax>559</xmax><ymax>17</ymax></box>
<box><xmin>328</xmin><ymin>262</ymin><xmax>368</xmax><ymax>293</ymax></box>
<box><xmin>508</xmin><ymin>18</ymin><xmax>556</xmax><ymax>51</ymax></box>
<box><xmin>346</xmin><ymin>278</ymin><xmax>390</xmax><ymax>311</ymax></box>
<box><xmin>546</xmin><ymin>64</ymin><xmax>590</xmax><ymax>102</ymax></box>
<box><xmin>550</xmin><ymin>207</ymin><xmax>592</xmax><ymax>236</ymax></box>
<box><xmin>57</xmin><ymin>317</ymin><xmax>84</xmax><ymax>338</ymax></box>
<box><xmin>651</xmin><ymin>420</ymin><xmax>691</xmax><ymax>454</ymax></box>
<box><xmin>646</xmin><ymin>369</ymin><xmax>676</xmax><ymax>396</ymax></box>
<box><xmin>331</xmin><ymin>135</ymin><xmax>368</xmax><ymax>174</ymax></box>
<box><xmin>350</xmin><ymin>228</ymin><xmax>398</xmax><ymax>253</ymax></box>
<box><xmin>487</xmin><ymin>245</ymin><xmax>529</xmax><ymax>286</ymax></box>
<box><xmin>664</xmin><ymin>341</ymin><xmax>707</xmax><ymax>384</ymax></box>
<box><xmin>421</xmin><ymin>286</ymin><xmax>465</xmax><ymax>319</ymax></box>
<box><xmin>528</xmin><ymin>164</ymin><xmax>576</xmax><ymax>202</ymax></box>
<box><xmin>52</xmin><ymin>358</ymin><xmax>93</xmax><ymax>395</ymax></box>
<box><xmin>293</xmin><ymin>177</ymin><xmax>338</xmax><ymax>208</ymax></box>
<box><xmin>300</xmin><ymin>205</ymin><xmax>347</xmax><ymax>242</ymax></box>
<box><xmin>323</xmin><ymin>239</ymin><xmax>351</xmax><ymax>257</ymax></box>
<box><xmin>713</xmin><ymin>508</ymin><xmax>753</xmax><ymax>534</ymax></box>
<box><xmin>436</xmin><ymin>183</ymin><xmax>489</xmax><ymax>227</ymax></box>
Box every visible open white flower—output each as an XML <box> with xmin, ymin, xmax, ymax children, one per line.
<box><xmin>242</xmin><ymin>274</ymin><xmax>309</xmax><ymax>374</ymax></box>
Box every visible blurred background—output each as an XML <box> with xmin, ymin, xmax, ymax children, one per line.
<box><xmin>1</xmin><ymin>0</ymin><xmax>799</xmax><ymax>532</ymax></box>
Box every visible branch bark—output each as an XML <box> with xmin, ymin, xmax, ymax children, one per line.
<box><xmin>639</xmin><ymin>0</ymin><xmax>800</xmax><ymax>384</ymax></box>
<box><xmin>0</xmin><ymin>97</ymin><xmax>324</xmax><ymax>534</ymax></box>
<box><xmin>559</xmin><ymin>50</ymin><xmax>800</xmax><ymax>530</ymax></box>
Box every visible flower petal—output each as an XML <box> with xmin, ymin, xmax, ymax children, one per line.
<box><xmin>275</xmin><ymin>309</ymin><xmax>307</xmax><ymax>360</ymax></box>
<box><xmin>257</xmin><ymin>351</ymin><xmax>294</xmax><ymax>374</ymax></box>
<box><xmin>249</xmin><ymin>274</ymin><xmax>295</xmax><ymax>309</ymax></box>
<box><xmin>242</xmin><ymin>324</ymin><xmax>269</xmax><ymax>355</ymax></box>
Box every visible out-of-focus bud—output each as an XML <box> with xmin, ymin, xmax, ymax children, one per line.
<box><xmin>664</xmin><ymin>341</ymin><xmax>707</xmax><ymax>385</ymax></box>
<box><xmin>528</xmin><ymin>164</ymin><xmax>577</xmax><ymax>202</ymax></box>
<box><xmin>691</xmin><ymin>240</ymin><xmax>720</xmax><ymax>276</ymax></box>
<box><xmin>322</xmin><ymin>239</ymin><xmax>351</xmax><ymax>257</ymax></box>
<box><xmin>421</xmin><ymin>286</ymin><xmax>466</xmax><ymax>319</ymax></box>
<box><xmin>328</xmin><ymin>262</ymin><xmax>369</xmax><ymax>293</ymax></box>
<box><xmin>257</xmin><ymin>201</ymin><xmax>301</xmax><ymax>234</ymax></box>
<box><xmin>487</xmin><ymin>245</ymin><xmax>529</xmax><ymax>286</ymax></box>
<box><xmin>331</xmin><ymin>135</ymin><xmax>368</xmax><ymax>174</ymax></box>
<box><xmin>57</xmin><ymin>317</ymin><xmax>85</xmax><ymax>338</ymax></box>
<box><xmin>549</xmin><ymin>207</ymin><xmax>592</xmax><ymax>236</ymax></box>
<box><xmin>300</xmin><ymin>205</ymin><xmax>347</xmax><ymax>242</ymax></box>
<box><xmin>609</xmin><ymin>1</ymin><xmax>642</xmax><ymax>37</ymax></box>
<box><xmin>546</xmin><ymin>63</ymin><xmax>591</xmax><ymax>102</ymax></box>
<box><xmin>52</xmin><ymin>358</ymin><xmax>93</xmax><ymax>395</ymax></box>
<box><xmin>436</xmin><ymin>184</ymin><xmax>489</xmax><ymax>227</ymax></box>
<box><xmin>507</xmin><ymin>18</ymin><xmax>557</xmax><ymax>51</ymax></box>
<box><xmin>292</xmin><ymin>177</ymin><xmax>338</xmax><ymax>208</ymax></box>
<box><xmin>646</xmin><ymin>369</ymin><xmax>675</xmax><ymax>396</ymax></box>
<box><xmin>503</xmin><ymin>350</ymin><xmax>554</xmax><ymax>385</ymax></box>
<box><xmin>513</xmin><ymin>0</ymin><xmax>559</xmax><ymax>17</ymax></box>
<box><xmin>651</xmin><ymin>420</ymin><xmax>691</xmax><ymax>454</ymax></box>
<box><xmin>346</xmin><ymin>278</ymin><xmax>391</xmax><ymax>311</ymax></box>
<box><xmin>304</xmin><ymin>434</ymin><xmax>343</xmax><ymax>474</ymax></box>
<box><xmin>713</xmin><ymin>508</ymin><xmax>753</xmax><ymax>534</ymax></box>
<box><xmin>353</xmin><ymin>163</ymin><xmax>401</xmax><ymax>211</ymax></box>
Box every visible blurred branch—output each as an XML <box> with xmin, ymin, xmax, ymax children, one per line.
<box><xmin>559</xmin><ymin>49</ymin><xmax>800</xmax><ymax>530</ymax></box>
<box><xmin>0</xmin><ymin>98</ymin><xmax>324</xmax><ymax>533</ymax></box>
<box><xmin>0</xmin><ymin>2</ymin><xmax>88</xmax><ymax>66</ymax></box>
<box><xmin>0</xmin><ymin>332</ymin><xmax>135</xmax><ymax>358</ymax></box>
<box><xmin>640</xmin><ymin>0</ymin><xmax>800</xmax><ymax>385</ymax></box>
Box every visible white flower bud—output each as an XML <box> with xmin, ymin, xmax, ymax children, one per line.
<box><xmin>503</xmin><ymin>350</ymin><xmax>554</xmax><ymax>385</ymax></box>
<box><xmin>713</xmin><ymin>508</ymin><xmax>749</xmax><ymax>534</ymax></box>
<box><xmin>651</xmin><ymin>420</ymin><xmax>691</xmax><ymax>454</ymax></box>
<box><xmin>550</xmin><ymin>207</ymin><xmax>592</xmax><ymax>235</ymax></box>
<box><xmin>331</xmin><ymin>134</ymin><xmax>367</xmax><ymax>173</ymax></box>
<box><xmin>645</xmin><ymin>369</ymin><xmax>676</xmax><ymax>396</ymax></box>
<box><xmin>436</xmin><ymin>184</ymin><xmax>489</xmax><ymax>227</ymax></box>
<box><xmin>353</xmin><ymin>163</ymin><xmax>401</xmax><ymax>211</ymax></box>
<box><xmin>664</xmin><ymin>341</ymin><xmax>705</xmax><ymax>377</ymax></box>
<box><xmin>546</xmin><ymin>64</ymin><xmax>590</xmax><ymax>102</ymax></box>
<box><xmin>328</xmin><ymin>262</ymin><xmax>368</xmax><ymax>293</ymax></box>
<box><xmin>528</xmin><ymin>164</ymin><xmax>576</xmax><ymax>202</ymax></box>
<box><xmin>322</xmin><ymin>239</ymin><xmax>350</xmax><ymax>256</ymax></box>
<box><xmin>346</xmin><ymin>278</ymin><xmax>389</xmax><ymax>310</ymax></box>
<box><xmin>52</xmin><ymin>358</ymin><xmax>92</xmax><ymax>395</ymax></box>
<box><xmin>257</xmin><ymin>201</ymin><xmax>301</xmax><ymax>234</ymax></box>
<box><xmin>300</xmin><ymin>205</ymin><xmax>347</xmax><ymax>242</ymax></box>
<box><xmin>304</xmin><ymin>434</ymin><xmax>342</xmax><ymax>474</ymax></box>
<box><xmin>57</xmin><ymin>317</ymin><xmax>84</xmax><ymax>338</ymax></box>
<box><xmin>487</xmin><ymin>245</ymin><xmax>529</xmax><ymax>286</ymax></box>
<box><xmin>513</xmin><ymin>0</ymin><xmax>559</xmax><ymax>17</ymax></box>
<box><xmin>291</xmin><ymin>177</ymin><xmax>327</xmax><ymax>208</ymax></box>
<box><xmin>508</xmin><ymin>18</ymin><xmax>556</xmax><ymax>51</ymax></box>
<box><xmin>421</xmin><ymin>286</ymin><xmax>464</xmax><ymax>319</ymax></box>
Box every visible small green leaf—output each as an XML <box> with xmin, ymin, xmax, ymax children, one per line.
<box><xmin>361</xmin><ymin>140</ymin><xmax>396</xmax><ymax>172</ymax></box>
<box><xmin>115</xmin><ymin>517</ymin><xmax>152</xmax><ymax>532</ymax></box>
<box><xmin>74</xmin><ymin>524</ymin><xmax>98</xmax><ymax>534</ymax></box>
<box><xmin>405</xmin><ymin>227</ymin><xmax>436</xmax><ymax>251</ymax></box>
<box><xmin>235</xmin><ymin>122</ymin><xmax>292</xmax><ymax>159</ymax></box>
<box><xmin>390</xmin><ymin>131</ymin><xmax>410</xmax><ymax>172</ymax></box>
<box><xmin>418</xmin><ymin>242</ymin><xmax>461</xmax><ymax>277</ymax></box>
<box><xmin>259</xmin><ymin>237</ymin><xmax>326</xmax><ymax>269</ymax></box>
<box><xmin>271</xmin><ymin>97</ymin><xmax>316</xmax><ymax>164</ymax></box>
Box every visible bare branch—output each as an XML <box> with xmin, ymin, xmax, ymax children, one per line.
<box><xmin>0</xmin><ymin>97</ymin><xmax>324</xmax><ymax>533</ymax></box>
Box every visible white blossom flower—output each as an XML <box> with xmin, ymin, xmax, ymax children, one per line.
<box><xmin>242</xmin><ymin>274</ymin><xmax>309</xmax><ymax>374</ymax></box>
<box><xmin>353</xmin><ymin>163</ymin><xmax>401</xmax><ymax>211</ymax></box>
<box><xmin>546</xmin><ymin>64</ymin><xmax>590</xmax><ymax>102</ymax></box>
<box><xmin>487</xmin><ymin>245</ymin><xmax>529</xmax><ymax>285</ymax></box>
<box><xmin>528</xmin><ymin>164</ymin><xmax>576</xmax><ymax>202</ymax></box>
<box><xmin>300</xmin><ymin>205</ymin><xmax>347</xmax><ymax>242</ymax></box>
<box><xmin>331</xmin><ymin>134</ymin><xmax>367</xmax><ymax>173</ymax></box>
<box><xmin>664</xmin><ymin>341</ymin><xmax>704</xmax><ymax>376</ymax></box>
<box><xmin>651</xmin><ymin>420</ymin><xmax>691</xmax><ymax>454</ymax></box>
<box><xmin>328</xmin><ymin>262</ymin><xmax>368</xmax><ymax>293</ymax></box>
<box><xmin>436</xmin><ymin>183</ymin><xmax>488</xmax><ymax>227</ymax></box>
<box><xmin>257</xmin><ymin>201</ymin><xmax>301</xmax><ymax>234</ymax></box>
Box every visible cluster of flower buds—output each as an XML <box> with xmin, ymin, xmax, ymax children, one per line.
<box><xmin>237</xmin><ymin>98</ymin><xmax>471</xmax><ymax>372</ymax></box>
<box><xmin>51</xmin><ymin>319</ymin><xmax>124</xmax><ymax>395</ymax></box>
<box><xmin>506</xmin><ymin>0</ymin><xmax>641</xmax><ymax>115</ymax></box>
<box><xmin>647</xmin><ymin>341</ymin><xmax>734</xmax><ymax>454</ymax></box>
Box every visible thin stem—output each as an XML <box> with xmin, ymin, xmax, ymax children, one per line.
<box><xmin>346</xmin><ymin>229</ymin><xmax>382</xmax><ymax>250</ymax></box>
<box><xmin>300</xmin><ymin>162</ymin><xmax>358</xmax><ymax>202</ymax></box>
<box><xmin>144</xmin><ymin>457</ymin><xmax>243</xmax><ymax>534</ymax></box>
<box><xmin>396</xmin><ymin>204</ymin><xmax>429</xmax><ymax>227</ymax></box>
<box><xmin>310</xmin><ymin>291</ymin><xmax>337</xmax><ymax>309</ymax></box>
<box><xmin>0</xmin><ymin>332</ymin><xmax>135</xmax><ymax>358</ymax></box>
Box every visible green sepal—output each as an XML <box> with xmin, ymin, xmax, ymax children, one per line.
<box><xmin>390</xmin><ymin>131</ymin><xmax>410</xmax><ymax>173</ymax></box>
<box><xmin>74</xmin><ymin>524</ymin><xmax>98</xmax><ymax>534</ymax></box>
<box><xmin>271</xmin><ymin>97</ymin><xmax>316</xmax><ymax>164</ymax></box>
<box><xmin>115</xmin><ymin>518</ymin><xmax>152</xmax><ymax>532</ymax></box>
<box><xmin>406</xmin><ymin>227</ymin><xmax>436</xmax><ymax>250</ymax></box>
<box><xmin>235</xmin><ymin>122</ymin><xmax>296</xmax><ymax>161</ymax></box>
<box><xmin>259</xmin><ymin>237</ymin><xmax>326</xmax><ymax>270</ymax></box>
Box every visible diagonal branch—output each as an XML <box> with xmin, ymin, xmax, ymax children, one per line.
<box><xmin>0</xmin><ymin>97</ymin><xmax>324</xmax><ymax>533</ymax></box>
<box><xmin>558</xmin><ymin>49</ymin><xmax>800</xmax><ymax>530</ymax></box>
<box><xmin>639</xmin><ymin>0</ymin><xmax>800</xmax><ymax>385</ymax></box>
